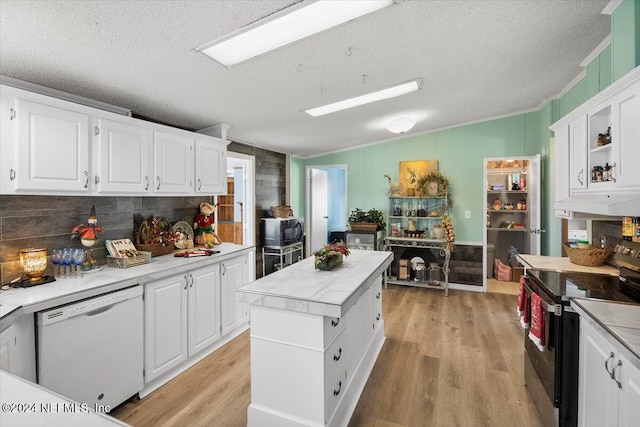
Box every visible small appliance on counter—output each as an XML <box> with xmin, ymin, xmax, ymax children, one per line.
<box><xmin>260</xmin><ymin>217</ymin><xmax>304</xmax><ymax>247</ymax></box>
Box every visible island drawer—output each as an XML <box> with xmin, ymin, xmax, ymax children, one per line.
<box><xmin>324</xmin><ymin>328</ymin><xmax>347</xmax><ymax>421</ymax></box>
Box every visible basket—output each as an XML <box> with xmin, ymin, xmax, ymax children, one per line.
<box><xmin>135</xmin><ymin>244</ymin><xmax>174</xmax><ymax>257</ymax></box>
<box><xmin>107</xmin><ymin>251</ymin><xmax>152</xmax><ymax>268</ymax></box>
<box><xmin>270</xmin><ymin>205</ymin><xmax>292</xmax><ymax>218</ymax></box>
<box><xmin>563</xmin><ymin>243</ymin><xmax>613</xmax><ymax>267</ymax></box>
<box><xmin>349</xmin><ymin>222</ymin><xmax>378</xmax><ymax>232</ymax></box>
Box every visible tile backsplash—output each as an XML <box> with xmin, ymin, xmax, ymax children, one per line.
<box><xmin>0</xmin><ymin>195</ymin><xmax>209</xmax><ymax>284</ymax></box>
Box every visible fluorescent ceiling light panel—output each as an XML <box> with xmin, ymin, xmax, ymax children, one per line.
<box><xmin>305</xmin><ymin>79</ymin><xmax>422</xmax><ymax>117</ymax></box>
<box><xmin>198</xmin><ymin>0</ymin><xmax>393</xmax><ymax>67</ymax></box>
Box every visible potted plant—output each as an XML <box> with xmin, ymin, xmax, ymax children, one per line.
<box><xmin>417</xmin><ymin>171</ymin><xmax>450</xmax><ymax>197</ymax></box>
<box><xmin>348</xmin><ymin>208</ymin><xmax>386</xmax><ymax>231</ymax></box>
<box><xmin>314</xmin><ymin>241</ymin><xmax>350</xmax><ymax>270</ymax></box>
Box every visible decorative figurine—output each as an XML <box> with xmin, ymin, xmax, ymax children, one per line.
<box><xmin>72</xmin><ymin>205</ymin><xmax>103</xmax><ymax>269</ymax></box>
<box><xmin>193</xmin><ymin>202</ymin><xmax>222</xmax><ymax>247</ymax></box>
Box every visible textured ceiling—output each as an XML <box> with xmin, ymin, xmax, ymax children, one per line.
<box><xmin>0</xmin><ymin>0</ymin><xmax>611</xmax><ymax>158</ymax></box>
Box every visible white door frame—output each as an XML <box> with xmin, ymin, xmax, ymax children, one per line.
<box><xmin>226</xmin><ymin>152</ymin><xmax>256</xmax><ymax>247</ymax></box>
<box><xmin>305</xmin><ymin>164</ymin><xmax>348</xmax><ymax>257</ymax></box>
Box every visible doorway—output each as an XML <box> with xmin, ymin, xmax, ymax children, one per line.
<box><xmin>219</xmin><ymin>153</ymin><xmax>255</xmax><ymax>247</ymax></box>
<box><xmin>306</xmin><ymin>165</ymin><xmax>347</xmax><ymax>255</ymax></box>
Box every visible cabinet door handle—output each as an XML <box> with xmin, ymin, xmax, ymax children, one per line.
<box><xmin>94</xmin><ymin>126</ymin><xmax>100</xmax><ymax>136</ymax></box>
<box><xmin>376</xmin><ymin>292</ymin><xmax>381</xmax><ymax>299</ymax></box>
<box><xmin>376</xmin><ymin>313</ymin><xmax>381</xmax><ymax>321</ymax></box>
<box><xmin>611</xmin><ymin>360</ymin><xmax>622</xmax><ymax>389</ymax></box>
<box><xmin>333</xmin><ymin>347</ymin><xmax>342</xmax><ymax>361</ymax></box>
<box><xmin>83</xmin><ymin>171</ymin><xmax>89</xmax><ymax>188</ymax></box>
<box><xmin>577</xmin><ymin>169</ymin><xmax>584</xmax><ymax>186</ymax></box>
<box><xmin>333</xmin><ymin>380</ymin><xmax>342</xmax><ymax>396</ymax></box>
<box><xmin>184</xmin><ymin>275</ymin><xmax>188</xmax><ymax>290</ymax></box>
<box><xmin>9</xmin><ymin>107</ymin><xmax>16</xmax><ymax>120</ymax></box>
<box><xmin>331</xmin><ymin>318</ymin><xmax>340</xmax><ymax>327</ymax></box>
<box><xmin>94</xmin><ymin>175</ymin><xmax>100</xmax><ymax>185</ymax></box>
<box><xmin>156</xmin><ymin>176</ymin><xmax>161</xmax><ymax>190</ymax></box>
<box><xmin>9</xmin><ymin>169</ymin><xmax>16</xmax><ymax>181</ymax></box>
<box><xmin>605</xmin><ymin>352</ymin><xmax>615</xmax><ymax>377</ymax></box>
<box><xmin>197</xmin><ymin>178</ymin><xmax>202</xmax><ymax>191</ymax></box>
<box><xmin>189</xmin><ymin>273</ymin><xmax>194</xmax><ymax>288</ymax></box>
<box><xmin>222</xmin><ymin>264</ymin><xmax>226</xmax><ymax>275</ymax></box>
<box><xmin>144</xmin><ymin>176</ymin><xmax>149</xmax><ymax>190</ymax></box>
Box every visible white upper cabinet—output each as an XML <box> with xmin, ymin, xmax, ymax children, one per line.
<box><xmin>611</xmin><ymin>81</ymin><xmax>640</xmax><ymax>188</ymax></box>
<box><xmin>569</xmin><ymin>115</ymin><xmax>588</xmax><ymax>191</ymax></box>
<box><xmin>195</xmin><ymin>135</ymin><xmax>226</xmax><ymax>194</ymax></box>
<box><xmin>93</xmin><ymin>116</ymin><xmax>152</xmax><ymax>193</ymax></box>
<box><xmin>551</xmin><ymin>66</ymin><xmax>640</xmax><ymax>217</ymax></box>
<box><xmin>554</xmin><ymin>125</ymin><xmax>571</xmax><ymax>217</ymax></box>
<box><xmin>1</xmin><ymin>83</ymin><xmax>227</xmax><ymax>196</ymax></box>
<box><xmin>153</xmin><ymin>130</ymin><xmax>194</xmax><ymax>194</ymax></box>
<box><xmin>4</xmin><ymin>89</ymin><xmax>91</xmax><ymax>193</ymax></box>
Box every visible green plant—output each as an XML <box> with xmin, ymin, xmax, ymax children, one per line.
<box><xmin>417</xmin><ymin>171</ymin><xmax>450</xmax><ymax>197</ymax></box>
<box><xmin>313</xmin><ymin>241</ymin><xmax>350</xmax><ymax>269</ymax></box>
<box><xmin>348</xmin><ymin>208</ymin><xmax>386</xmax><ymax>230</ymax></box>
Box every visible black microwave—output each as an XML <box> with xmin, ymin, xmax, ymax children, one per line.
<box><xmin>261</xmin><ymin>217</ymin><xmax>304</xmax><ymax>247</ymax></box>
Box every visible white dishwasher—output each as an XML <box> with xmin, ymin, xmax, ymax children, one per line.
<box><xmin>37</xmin><ymin>285</ymin><xmax>143</xmax><ymax>410</ymax></box>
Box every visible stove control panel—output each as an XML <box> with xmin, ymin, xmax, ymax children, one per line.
<box><xmin>613</xmin><ymin>240</ymin><xmax>640</xmax><ymax>271</ymax></box>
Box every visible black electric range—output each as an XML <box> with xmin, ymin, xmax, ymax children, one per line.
<box><xmin>523</xmin><ymin>241</ymin><xmax>640</xmax><ymax>427</ymax></box>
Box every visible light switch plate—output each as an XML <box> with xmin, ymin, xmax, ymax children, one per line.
<box><xmin>464</xmin><ymin>210</ymin><xmax>471</xmax><ymax>219</ymax></box>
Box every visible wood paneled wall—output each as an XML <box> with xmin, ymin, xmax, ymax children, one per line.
<box><xmin>227</xmin><ymin>141</ymin><xmax>287</xmax><ymax>278</ymax></box>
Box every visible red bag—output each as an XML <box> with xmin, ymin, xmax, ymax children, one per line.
<box><xmin>494</xmin><ymin>258</ymin><xmax>512</xmax><ymax>282</ymax></box>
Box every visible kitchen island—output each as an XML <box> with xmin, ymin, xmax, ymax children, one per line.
<box><xmin>236</xmin><ymin>249</ymin><xmax>393</xmax><ymax>427</ymax></box>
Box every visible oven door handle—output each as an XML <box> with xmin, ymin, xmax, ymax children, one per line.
<box><xmin>539</xmin><ymin>299</ymin><xmax>557</xmax><ymax>315</ymax></box>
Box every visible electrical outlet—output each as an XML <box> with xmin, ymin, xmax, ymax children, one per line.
<box><xmin>465</xmin><ymin>210</ymin><xmax>471</xmax><ymax>219</ymax></box>
<box><xmin>600</xmin><ymin>236</ymin><xmax>606</xmax><ymax>248</ymax></box>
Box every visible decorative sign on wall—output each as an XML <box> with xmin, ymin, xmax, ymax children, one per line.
<box><xmin>399</xmin><ymin>160</ymin><xmax>438</xmax><ymax>196</ymax></box>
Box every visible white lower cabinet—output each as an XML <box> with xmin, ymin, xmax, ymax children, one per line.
<box><xmin>579</xmin><ymin>315</ymin><xmax>640</xmax><ymax>427</ymax></box>
<box><xmin>144</xmin><ymin>263</ymin><xmax>222</xmax><ymax>383</ymax></box>
<box><xmin>0</xmin><ymin>314</ymin><xmax>36</xmax><ymax>382</ymax></box>
<box><xmin>187</xmin><ymin>264</ymin><xmax>221</xmax><ymax>356</ymax></box>
<box><xmin>144</xmin><ymin>253</ymin><xmax>251</xmax><ymax>387</ymax></box>
<box><xmin>144</xmin><ymin>273</ymin><xmax>188</xmax><ymax>383</ymax></box>
<box><xmin>0</xmin><ymin>324</ymin><xmax>21</xmax><ymax>376</ymax></box>
<box><xmin>221</xmin><ymin>252</ymin><xmax>250</xmax><ymax>336</ymax></box>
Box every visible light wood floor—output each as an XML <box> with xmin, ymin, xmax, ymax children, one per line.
<box><xmin>112</xmin><ymin>286</ymin><xmax>543</xmax><ymax>427</ymax></box>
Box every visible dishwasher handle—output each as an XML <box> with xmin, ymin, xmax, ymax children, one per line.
<box><xmin>83</xmin><ymin>303</ymin><xmax>116</xmax><ymax>317</ymax></box>
<box><xmin>38</xmin><ymin>286</ymin><xmax>143</xmax><ymax>326</ymax></box>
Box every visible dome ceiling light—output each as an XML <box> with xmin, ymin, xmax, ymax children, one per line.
<box><xmin>386</xmin><ymin>116</ymin><xmax>417</xmax><ymax>134</ymax></box>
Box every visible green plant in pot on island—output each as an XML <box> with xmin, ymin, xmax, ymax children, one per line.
<box><xmin>348</xmin><ymin>208</ymin><xmax>386</xmax><ymax>231</ymax></box>
<box><xmin>314</xmin><ymin>241</ymin><xmax>350</xmax><ymax>270</ymax></box>
<box><xmin>417</xmin><ymin>171</ymin><xmax>450</xmax><ymax>197</ymax></box>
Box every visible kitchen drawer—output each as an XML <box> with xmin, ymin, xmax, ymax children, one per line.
<box><xmin>324</xmin><ymin>329</ymin><xmax>347</xmax><ymax>421</ymax></box>
<box><xmin>323</xmin><ymin>314</ymin><xmax>345</xmax><ymax>346</ymax></box>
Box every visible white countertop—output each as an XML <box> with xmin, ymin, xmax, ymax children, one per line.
<box><xmin>0</xmin><ymin>370</ymin><xmax>129</xmax><ymax>427</ymax></box>
<box><xmin>236</xmin><ymin>250</ymin><xmax>393</xmax><ymax>318</ymax></box>
<box><xmin>0</xmin><ymin>243</ymin><xmax>253</xmax><ymax>327</ymax></box>
<box><xmin>571</xmin><ymin>298</ymin><xmax>640</xmax><ymax>366</ymax></box>
<box><xmin>517</xmin><ymin>254</ymin><xmax>619</xmax><ymax>276</ymax></box>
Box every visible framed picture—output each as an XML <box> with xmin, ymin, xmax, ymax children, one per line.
<box><xmin>399</xmin><ymin>160</ymin><xmax>438</xmax><ymax>196</ymax></box>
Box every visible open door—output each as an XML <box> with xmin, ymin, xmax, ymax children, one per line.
<box><xmin>309</xmin><ymin>168</ymin><xmax>328</xmax><ymax>254</ymax></box>
<box><xmin>306</xmin><ymin>165</ymin><xmax>347</xmax><ymax>256</ymax></box>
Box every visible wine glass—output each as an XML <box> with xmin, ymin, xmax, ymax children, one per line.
<box><xmin>62</xmin><ymin>248</ymin><xmax>73</xmax><ymax>278</ymax></box>
<box><xmin>73</xmin><ymin>248</ymin><xmax>85</xmax><ymax>277</ymax></box>
<box><xmin>51</xmin><ymin>249</ymin><xmax>62</xmax><ymax>278</ymax></box>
